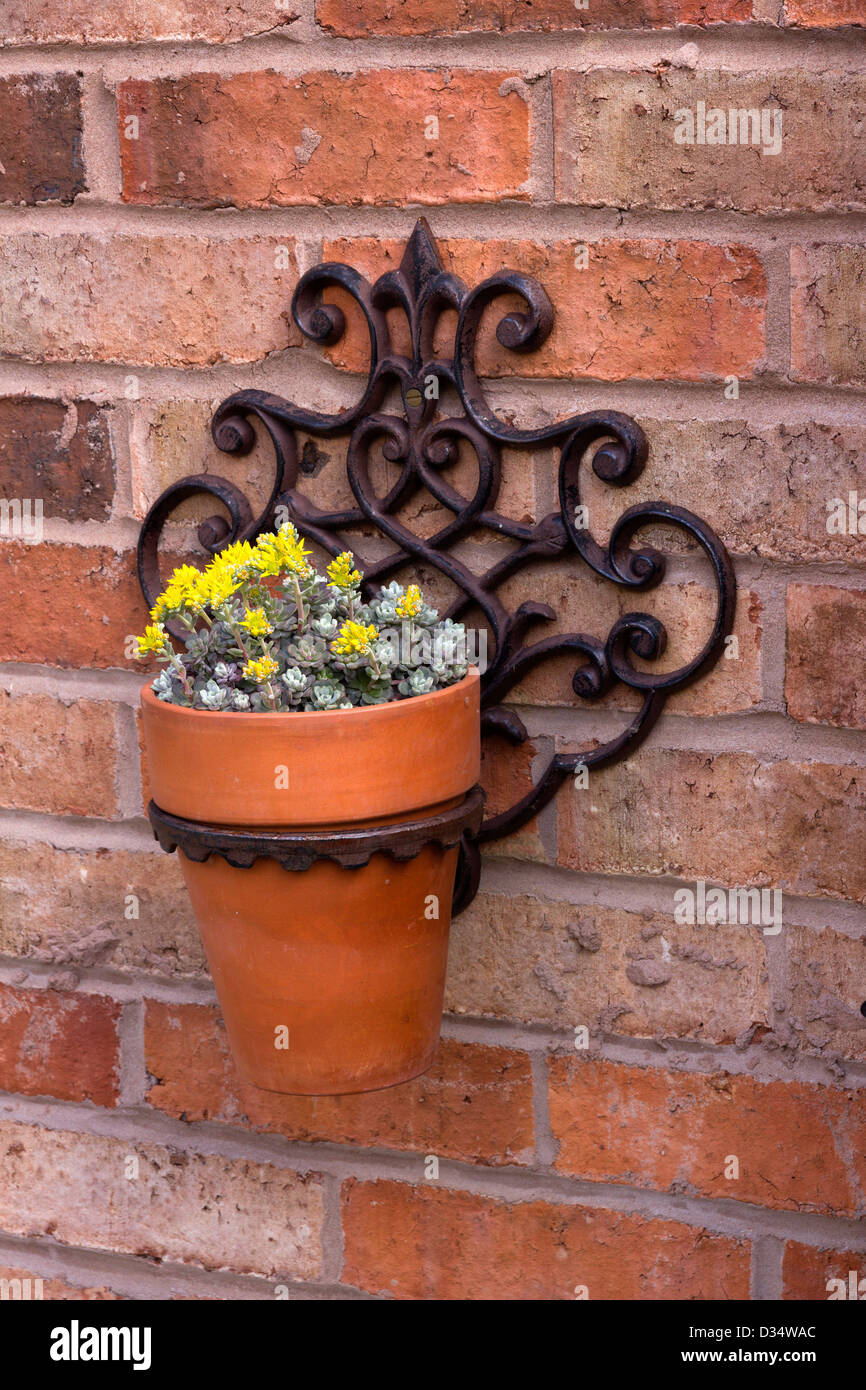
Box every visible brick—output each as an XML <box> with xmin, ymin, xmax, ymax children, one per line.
<box><xmin>0</xmin><ymin>842</ymin><xmax>204</xmax><ymax>978</ymax></box>
<box><xmin>129</xmin><ymin>399</ymin><xmax>277</xmax><ymax>524</ymax></box>
<box><xmin>0</xmin><ymin>75</ymin><xmax>84</xmax><ymax>205</ymax></box>
<box><xmin>501</xmin><ymin>563</ymin><xmax>762</xmax><ymax>716</ymax></box>
<box><xmin>558</xmin><ymin>748</ymin><xmax>866</xmax><ymax>903</ymax></box>
<box><xmin>342</xmin><ymin>1180</ymin><xmax>750</xmax><ymax>1298</ymax></box>
<box><xmin>136</xmin><ymin>706</ymin><xmax>151</xmax><ymax>812</ymax></box>
<box><xmin>0</xmin><ymin>1120</ymin><xmax>324</xmax><ymax>1278</ymax></box>
<box><xmin>0</xmin><ymin>543</ymin><xmax>151</xmax><ymax>668</ymax></box>
<box><xmin>783</xmin><ymin>1243</ymin><xmax>866</xmax><ymax>1300</ymax></box>
<box><xmin>791</xmin><ymin>245</ymin><xmax>866</xmax><ymax>386</ymax></box>
<box><xmin>555</xmin><ymin>70</ymin><xmax>865</xmax><ymax>213</ymax></box>
<box><xmin>786</xmin><ymin>585</ymin><xmax>866</xmax><ymax>730</ymax></box>
<box><xmin>478</xmin><ymin>735</ymin><xmax>545</xmax><ymax>861</ymax></box>
<box><xmin>129</xmin><ymin>397</ymin><xmax>538</xmax><ymax>535</ymax></box>
<box><xmin>134</xmin><ymin>408</ymin><xmax>866</xmax><ymax>568</ymax></box>
<box><xmin>144</xmin><ymin>1001</ymin><xmax>534</xmax><ymax>1165</ymax></box>
<box><xmin>0</xmin><ymin>233</ymin><xmax>297</xmax><ymax>366</ymax></box>
<box><xmin>0</xmin><ymin>691</ymin><xmax>118</xmax><ymax>818</ymax></box>
<box><xmin>787</xmin><ymin>924</ymin><xmax>866</xmax><ymax>1061</ymax></box>
<box><xmin>131</xmin><ymin>398</ymin><xmax>344</xmax><ymax>527</ymax></box>
<box><xmin>119</xmin><ymin>71</ymin><xmax>530</xmax><ymax>209</ymax></box>
<box><xmin>594</xmin><ymin>419</ymin><xmax>866</xmax><ymax>567</ymax></box>
<box><xmin>0</xmin><ymin>397</ymin><xmax>114</xmax><ymax>522</ymax></box>
<box><xmin>0</xmin><ymin>0</ymin><xmax>298</xmax><ymax>43</ymax></box>
<box><xmin>447</xmin><ymin>891</ymin><xmax>769</xmax><ymax>1043</ymax></box>
<box><xmin>324</xmin><ymin>237</ymin><xmax>766</xmax><ymax>382</ymax></box>
<box><xmin>317</xmin><ymin>0</ymin><xmax>751</xmax><ymax>37</ymax></box>
<box><xmin>0</xmin><ymin>1266</ymin><xmax>122</xmax><ymax>1300</ymax></box>
<box><xmin>0</xmin><ymin>983</ymin><xmax>120</xmax><ymax>1105</ymax></box>
<box><xmin>784</xmin><ymin>0</ymin><xmax>865</xmax><ymax>23</ymax></box>
<box><xmin>548</xmin><ymin>1056</ymin><xmax>866</xmax><ymax>1216</ymax></box>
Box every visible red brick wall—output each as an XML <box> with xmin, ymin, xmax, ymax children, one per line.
<box><xmin>0</xmin><ymin>0</ymin><xmax>864</xmax><ymax>1301</ymax></box>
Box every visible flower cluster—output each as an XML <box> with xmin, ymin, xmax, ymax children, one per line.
<box><xmin>136</xmin><ymin>525</ymin><xmax>472</xmax><ymax>712</ymax></box>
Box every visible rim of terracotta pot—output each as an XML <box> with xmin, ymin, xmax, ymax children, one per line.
<box><xmin>141</xmin><ymin>666</ymin><xmax>481</xmax><ymax>828</ymax></box>
<box><xmin>141</xmin><ymin>667</ymin><xmax>478</xmax><ymax>727</ymax></box>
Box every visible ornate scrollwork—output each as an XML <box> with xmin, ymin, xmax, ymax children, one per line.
<box><xmin>137</xmin><ymin>218</ymin><xmax>736</xmax><ymax>913</ymax></box>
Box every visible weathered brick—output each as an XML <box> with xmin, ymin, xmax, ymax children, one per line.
<box><xmin>558</xmin><ymin>748</ymin><xmax>866</xmax><ymax>903</ymax></box>
<box><xmin>0</xmin><ymin>983</ymin><xmax>120</xmax><ymax>1105</ymax></box>
<box><xmin>478</xmin><ymin>736</ymin><xmax>545</xmax><ymax>861</ymax></box>
<box><xmin>786</xmin><ymin>584</ymin><xmax>866</xmax><ymax>729</ymax></box>
<box><xmin>791</xmin><ymin>245</ymin><xmax>866</xmax><ymax>386</ymax></box>
<box><xmin>0</xmin><ymin>0</ymin><xmax>298</xmax><ymax>43</ymax></box>
<box><xmin>548</xmin><ymin>1056</ymin><xmax>866</xmax><ymax>1216</ymax></box>
<box><xmin>0</xmin><ymin>75</ymin><xmax>84</xmax><ymax>205</ymax></box>
<box><xmin>0</xmin><ymin>841</ymin><xmax>204</xmax><ymax>978</ymax></box>
<box><xmin>787</xmin><ymin>924</ymin><xmax>866</xmax><ymax>1061</ymax></box>
<box><xmin>0</xmin><ymin>1265</ymin><xmax>122</xmax><ymax>1300</ymax></box>
<box><xmin>784</xmin><ymin>0</ymin><xmax>865</xmax><ymax>23</ymax></box>
<box><xmin>0</xmin><ymin>543</ymin><xmax>151</xmax><ymax>668</ymax></box>
<box><xmin>324</xmin><ymin>237</ymin><xmax>766</xmax><ymax>381</ymax></box>
<box><xmin>0</xmin><ymin>397</ymin><xmax>114</xmax><ymax>522</ymax></box>
<box><xmin>119</xmin><ymin>71</ymin><xmax>530</xmax><ymax>209</ymax></box>
<box><xmin>594</xmin><ymin>419</ymin><xmax>866</xmax><ymax>567</ymax></box>
<box><xmin>0</xmin><ymin>691</ymin><xmax>118</xmax><ymax>818</ymax></box>
<box><xmin>129</xmin><ymin>399</ymin><xmax>277</xmax><ymax>525</ymax></box>
<box><xmin>145</xmin><ymin>1001</ymin><xmax>534</xmax><ymax>1165</ymax></box>
<box><xmin>447</xmin><ymin>891</ymin><xmax>769</xmax><ymax>1043</ymax></box>
<box><xmin>0</xmin><ymin>233</ymin><xmax>297</xmax><ymax>366</ymax></box>
<box><xmin>783</xmin><ymin>1243</ymin><xmax>866</xmax><ymax>1300</ymax></box>
<box><xmin>555</xmin><ymin>70</ymin><xmax>865</xmax><ymax>213</ymax></box>
<box><xmin>342</xmin><ymin>1180</ymin><xmax>750</xmax><ymax>1298</ymax></box>
<box><xmin>317</xmin><ymin>0</ymin><xmax>751</xmax><ymax>37</ymax></box>
<box><xmin>0</xmin><ymin>1120</ymin><xmax>324</xmax><ymax>1278</ymax></box>
<box><xmin>501</xmin><ymin>563</ymin><xmax>762</xmax><ymax>716</ymax></box>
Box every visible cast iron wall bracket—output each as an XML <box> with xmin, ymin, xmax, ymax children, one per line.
<box><xmin>138</xmin><ymin>218</ymin><xmax>736</xmax><ymax>915</ymax></box>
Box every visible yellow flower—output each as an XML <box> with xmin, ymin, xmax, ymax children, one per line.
<box><xmin>242</xmin><ymin>655</ymin><xmax>279</xmax><ymax>683</ymax></box>
<box><xmin>240</xmin><ymin>606</ymin><xmax>273</xmax><ymax>638</ymax></box>
<box><xmin>136</xmin><ymin>622</ymin><xmax>169</xmax><ymax>658</ymax></box>
<box><xmin>396</xmin><ymin>584</ymin><xmax>422</xmax><ymax>618</ymax></box>
<box><xmin>201</xmin><ymin>562</ymin><xmax>239</xmax><ymax>610</ymax></box>
<box><xmin>150</xmin><ymin>564</ymin><xmax>207</xmax><ymax>618</ymax></box>
<box><xmin>332</xmin><ymin>620</ymin><xmax>378</xmax><ymax>659</ymax></box>
<box><xmin>250</xmin><ymin>525</ymin><xmax>312</xmax><ymax>579</ymax></box>
<box><xmin>215</xmin><ymin>540</ymin><xmax>255</xmax><ymax>576</ymax></box>
<box><xmin>326</xmin><ymin>551</ymin><xmax>362</xmax><ymax>591</ymax></box>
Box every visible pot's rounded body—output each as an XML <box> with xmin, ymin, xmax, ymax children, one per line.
<box><xmin>141</xmin><ymin>671</ymin><xmax>481</xmax><ymax>1095</ymax></box>
<box><xmin>181</xmin><ymin>848</ymin><xmax>458</xmax><ymax>1094</ymax></box>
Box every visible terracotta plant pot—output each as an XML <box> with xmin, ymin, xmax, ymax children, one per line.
<box><xmin>141</xmin><ymin>670</ymin><xmax>481</xmax><ymax>1095</ymax></box>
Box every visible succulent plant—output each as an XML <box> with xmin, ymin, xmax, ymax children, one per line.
<box><xmin>136</xmin><ymin>524</ymin><xmax>473</xmax><ymax>713</ymax></box>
